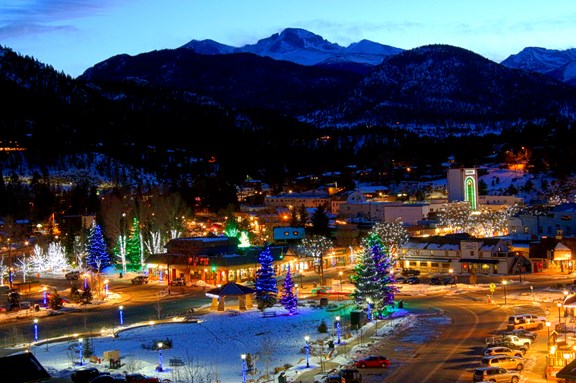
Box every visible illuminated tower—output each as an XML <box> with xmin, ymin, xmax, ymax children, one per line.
<box><xmin>447</xmin><ymin>168</ymin><xmax>478</xmax><ymax>210</ymax></box>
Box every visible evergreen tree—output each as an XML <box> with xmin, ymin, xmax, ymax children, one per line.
<box><xmin>309</xmin><ymin>203</ymin><xmax>330</xmax><ymax>236</ymax></box>
<box><xmin>82</xmin><ymin>337</ymin><xmax>95</xmax><ymax>358</ymax></box>
<box><xmin>351</xmin><ymin>232</ymin><xmax>398</xmax><ymax>318</ymax></box>
<box><xmin>86</xmin><ymin>222</ymin><xmax>110</xmax><ymax>272</ymax></box>
<box><xmin>254</xmin><ymin>246</ymin><xmax>278</xmax><ymax>310</ymax></box>
<box><xmin>69</xmin><ymin>285</ymin><xmax>82</xmax><ymax>304</ymax></box>
<box><xmin>279</xmin><ymin>265</ymin><xmax>297</xmax><ymax>315</ymax></box>
<box><xmin>80</xmin><ymin>285</ymin><xmax>94</xmax><ymax>304</ymax></box>
<box><xmin>126</xmin><ymin>217</ymin><xmax>142</xmax><ymax>271</ymax></box>
<box><xmin>48</xmin><ymin>288</ymin><xmax>64</xmax><ymax>310</ymax></box>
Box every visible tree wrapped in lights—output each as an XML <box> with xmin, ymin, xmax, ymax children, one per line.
<box><xmin>368</xmin><ymin>219</ymin><xmax>409</xmax><ymax>260</ymax></box>
<box><xmin>254</xmin><ymin>246</ymin><xmax>278</xmax><ymax>310</ymax></box>
<box><xmin>351</xmin><ymin>232</ymin><xmax>398</xmax><ymax>317</ymax></box>
<box><xmin>297</xmin><ymin>235</ymin><xmax>334</xmax><ymax>286</ymax></box>
<box><xmin>437</xmin><ymin>202</ymin><xmax>473</xmax><ymax>233</ymax></box>
<box><xmin>280</xmin><ymin>265</ymin><xmax>298</xmax><ymax>315</ymax></box>
<box><xmin>86</xmin><ymin>222</ymin><xmax>110</xmax><ymax>272</ymax></box>
<box><xmin>126</xmin><ymin>217</ymin><xmax>143</xmax><ymax>271</ymax></box>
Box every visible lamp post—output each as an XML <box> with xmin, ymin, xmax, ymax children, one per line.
<box><xmin>558</xmin><ymin>302</ymin><xmax>562</xmax><ymax>326</ymax></box>
<box><xmin>83</xmin><ymin>273</ymin><xmax>89</xmax><ymax>290</ymax></box>
<box><xmin>42</xmin><ymin>287</ymin><xmax>47</xmax><ymax>306</ymax></box>
<box><xmin>33</xmin><ymin>318</ymin><xmax>38</xmax><ymax>342</ymax></box>
<box><xmin>78</xmin><ymin>338</ymin><xmax>84</xmax><ymax>365</ymax></box>
<box><xmin>241</xmin><ymin>353</ymin><xmax>247</xmax><ymax>383</ymax></box>
<box><xmin>304</xmin><ymin>335</ymin><xmax>310</xmax><ymax>368</ymax></box>
<box><xmin>339</xmin><ymin>271</ymin><xmax>343</xmax><ymax>300</ymax></box>
<box><xmin>546</xmin><ymin>321</ymin><xmax>551</xmax><ymax>347</ymax></box>
<box><xmin>119</xmin><ymin>305</ymin><xmax>124</xmax><ymax>326</ymax></box>
<box><xmin>502</xmin><ymin>280</ymin><xmax>508</xmax><ymax>305</ymax></box>
<box><xmin>104</xmin><ymin>279</ymin><xmax>109</xmax><ymax>298</ymax></box>
<box><xmin>295</xmin><ymin>283</ymin><xmax>299</xmax><ymax>299</ymax></box>
<box><xmin>335</xmin><ymin>316</ymin><xmax>341</xmax><ymax>344</ymax></box>
<box><xmin>157</xmin><ymin>342</ymin><xmax>163</xmax><ymax>371</ymax></box>
<box><xmin>7</xmin><ymin>238</ymin><xmax>12</xmax><ymax>289</ymax></box>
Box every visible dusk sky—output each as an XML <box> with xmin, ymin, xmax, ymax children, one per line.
<box><xmin>1</xmin><ymin>0</ymin><xmax>575</xmax><ymax>78</ymax></box>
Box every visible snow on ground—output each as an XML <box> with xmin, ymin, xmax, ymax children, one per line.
<box><xmin>11</xmin><ymin>279</ymin><xmax>570</xmax><ymax>383</ymax></box>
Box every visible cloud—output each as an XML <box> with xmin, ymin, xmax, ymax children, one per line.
<box><xmin>0</xmin><ymin>0</ymin><xmax>120</xmax><ymax>38</ymax></box>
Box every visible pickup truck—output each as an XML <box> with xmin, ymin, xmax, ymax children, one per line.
<box><xmin>486</xmin><ymin>335</ymin><xmax>531</xmax><ymax>348</ymax></box>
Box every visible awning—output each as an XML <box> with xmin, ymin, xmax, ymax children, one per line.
<box><xmin>459</xmin><ymin>259</ymin><xmax>499</xmax><ymax>264</ymax></box>
<box><xmin>404</xmin><ymin>258</ymin><xmax>452</xmax><ymax>263</ymax></box>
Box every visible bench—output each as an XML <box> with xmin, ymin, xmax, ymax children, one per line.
<box><xmin>169</xmin><ymin>358</ymin><xmax>185</xmax><ymax>367</ymax></box>
<box><xmin>262</xmin><ymin>310</ymin><xmax>277</xmax><ymax>318</ymax></box>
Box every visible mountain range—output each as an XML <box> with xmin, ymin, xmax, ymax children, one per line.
<box><xmin>1</xmin><ymin>27</ymin><xmax>576</xmax><ymax>207</ymax></box>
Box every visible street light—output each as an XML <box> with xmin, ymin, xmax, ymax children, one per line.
<box><xmin>104</xmin><ymin>279</ymin><xmax>109</xmax><ymax>298</ymax></box>
<box><xmin>83</xmin><ymin>273</ymin><xmax>89</xmax><ymax>290</ymax></box>
<box><xmin>339</xmin><ymin>271</ymin><xmax>343</xmax><ymax>300</ymax></box>
<box><xmin>304</xmin><ymin>335</ymin><xmax>310</xmax><ymax>368</ymax></box>
<box><xmin>7</xmin><ymin>238</ymin><xmax>12</xmax><ymax>289</ymax></box>
<box><xmin>335</xmin><ymin>316</ymin><xmax>341</xmax><ymax>344</ymax></box>
<box><xmin>78</xmin><ymin>338</ymin><xmax>84</xmax><ymax>365</ymax></box>
<box><xmin>502</xmin><ymin>280</ymin><xmax>508</xmax><ymax>305</ymax></box>
<box><xmin>241</xmin><ymin>353</ymin><xmax>247</xmax><ymax>383</ymax></box>
<box><xmin>43</xmin><ymin>287</ymin><xmax>47</xmax><ymax>306</ymax></box>
<box><xmin>33</xmin><ymin>318</ymin><xmax>38</xmax><ymax>342</ymax></box>
<box><xmin>546</xmin><ymin>321</ymin><xmax>551</xmax><ymax>347</ymax></box>
<box><xmin>558</xmin><ymin>302</ymin><xmax>563</xmax><ymax>326</ymax></box>
<box><xmin>119</xmin><ymin>305</ymin><xmax>124</xmax><ymax>326</ymax></box>
<box><xmin>157</xmin><ymin>342</ymin><xmax>164</xmax><ymax>371</ymax></box>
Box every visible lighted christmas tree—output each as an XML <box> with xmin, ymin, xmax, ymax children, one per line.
<box><xmin>280</xmin><ymin>265</ymin><xmax>298</xmax><ymax>315</ymax></box>
<box><xmin>351</xmin><ymin>232</ymin><xmax>398</xmax><ymax>317</ymax></box>
<box><xmin>254</xmin><ymin>246</ymin><xmax>278</xmax><ymax>310</ymax></box>
<box><xmin>86</xmin><ymin>222</ymin><xmax>111</xmax><ymax>272</ymax></box>
<box><xmin>126</xmin><ymin>217</ymin><xmax>143</xmax><ymax>271</ymax></box>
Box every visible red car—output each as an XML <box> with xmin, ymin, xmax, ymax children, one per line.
<box><xmin>353</xmin><ymin>355</ymin><xmax>390</xmax><ymax>368</ymax></box>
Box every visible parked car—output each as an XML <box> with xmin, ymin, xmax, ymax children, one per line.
<box><xmin>441</xmin><ymin>276</ymin><xmax>456</xmax><ymax>285</ymax></box>
<box><xmin>353</xmin><ymin>355</ymin><xmax>390</xmax><ymax>368</ymax></box>
<box><xmin>405</xmin><ymin>276</ymin><xmax>420</xmax><ymax>285</ymax></box>
<box><xmin>401</xmin><ymin>268</ymin><xmax>421</xmax><ymax>276</ymax></box>
<box><xmin>501</xmin><ymin>329</ymin><xmax>537</xmax><ymax>341</ymax></box>
<box><xmin>394</xmin><ymin>276</ymin><xmax>407</xmax><ymax>284</ymax></box>
<box><xmin>131</xmin><ymin>275</ymin><xmax>149</xmax><ymax>285</ymax></box>
<box><xmin>472</xmin><ymin>366</ymin><xmax>520</xmax><ymax>382</ymax></box>
<box><xmin>125</xmin><ymin>373</ymin><xmax>160</xmax><ymax>383</ymax></box>
<box><xmin>483</xmin><ymin>346</ymin><xmax>524</xmax><ymax>358</ymax></box>
<box><xmin>169</xmin><ymin>277</ymin><xmax>186</xmax><ymax>286</ymax></box>
<box><xmin>71</xmin><ymin>367</ymin><xmax>102</xmax><ymax>383</ymax></box>
<box><xmin>89</xmin><ymin>375</ymin><xmax>125</xmax><ymax>383</ymax></box>
<box><xmin>338</xmin><ymin>369</ymin><xmax>362</xmax><ymax>383</ymax></box>
<box><xmin>481</xmin><ymin>354</ymin><xmax>525</xmax><ymax>371</ymax></box>
<box><xmin>429</xmin><ymin>277</ymin><xmax>443</xmax><ymax>285</ymax></box>
<box><xmin>65</xmin><ymin>270</ymin><xmax>81</xmax><ymax>280</ymax></box>
<box><xmin>506</xmin><ymin>316</ymin><xmax>543</xmax><ymax>331</ymax></box>
<box><xmin>483</xmin><ymin>341</ymin><xmax>527</xmax><ymax>355</ymax></box>
<box><xmin>323</xmin><ymin>369</ymin><xmax>362</xmax><ymax>383</ymax></box>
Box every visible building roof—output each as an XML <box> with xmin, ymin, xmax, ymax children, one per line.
<box><xmin>0</xmin><ymin>352</ymin><xmax>51</xmax><ymax>383</ymax></box>
<box><xmin>206</xmin><ymin>282</ymin><xmax>257</xmax><ymax>296</ymax></box>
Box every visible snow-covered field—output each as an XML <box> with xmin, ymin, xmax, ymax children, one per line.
<box><xmin>12</xmin><ymin>279</ymin><xmax>568</xmax><ymax>383</ymax></box>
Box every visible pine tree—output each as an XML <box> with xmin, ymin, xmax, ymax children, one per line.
<box><xmin>86</xmin><ymin>222</ymin><xmax>110</xmax><ymax>272</ymax></box>
<box><xmin>279</xmin><ymin>265</ymin><xmax>297</xmax><ymax>315</ymax></box>
<box><xmin>48</xmin><ymin>288</ymin><xmax>64</xmax><ymax>310</ymax></box>
<box><xmin>254</xmin><ymin>246</ymin><xmax>278</xmax><ymax>310</ymax></box>
<box><xmin>351</xmin><ymin>232</ymin><xmax>398</xmax><ymax>318</ymax></box>
<box><xmin>309</xmin><ymin>203</ymin><xmax>330</xmax><ymax>236</ymax></box>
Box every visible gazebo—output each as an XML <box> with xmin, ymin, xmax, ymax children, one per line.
<box><xmin>206</xmin><ymin>282</ymin><xmax>257</xmax><ymax>311</ymax></box>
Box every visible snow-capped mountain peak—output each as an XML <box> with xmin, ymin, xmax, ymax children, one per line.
<box><xmin>180</xmin><ymin>27</ymin><xmax>403</xmax><ymax>67</ymax></box>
